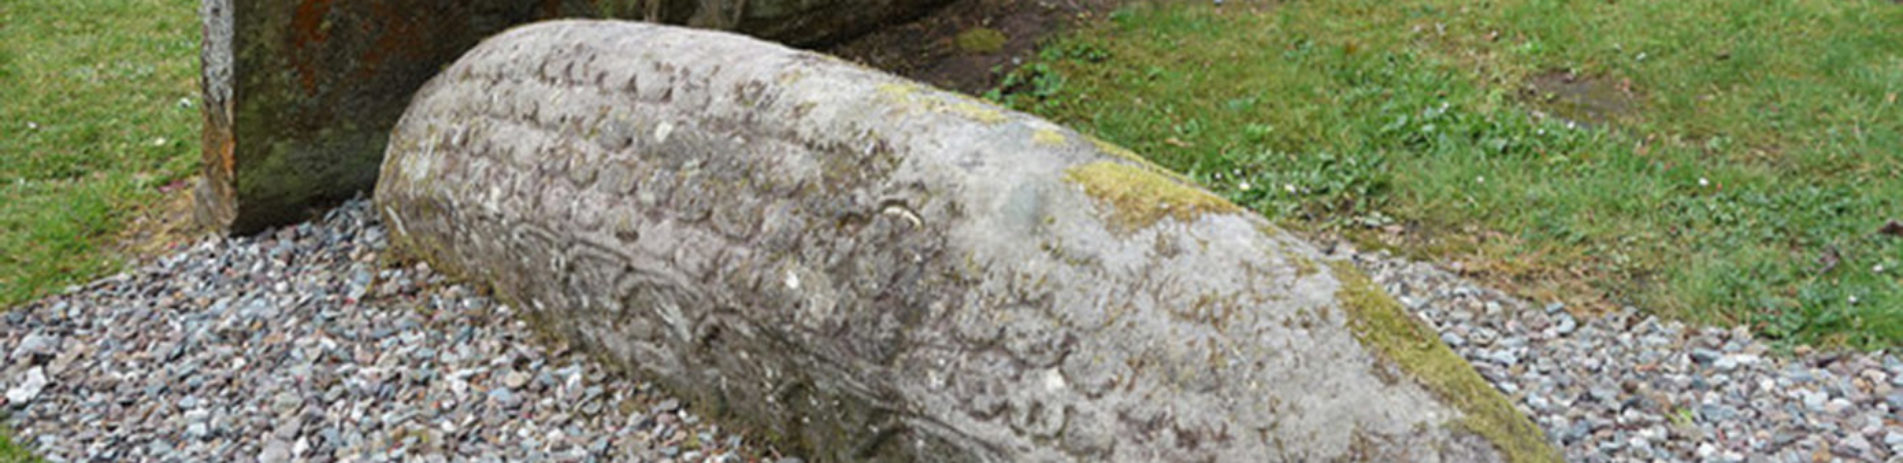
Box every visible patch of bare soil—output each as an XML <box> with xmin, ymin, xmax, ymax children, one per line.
<box><xmin>1521</xmin><ymin>70</ymin><xmax>1640</xmax><ymax>128</ymax></box>
<box><xmin>824</xmin><ymin>0</ymin><xmax>1126</xmax><ymax>96</ymax></box>
<box><xmin>114</xmin><ymin>179</ymin><xmax>207</xmax><ymax>260</ymax></box>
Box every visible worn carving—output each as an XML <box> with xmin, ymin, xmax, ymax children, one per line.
<box><xmin>377</xmin><ymin>20</ymin><xmax>1558</xmax><ymax>462</ymax></box>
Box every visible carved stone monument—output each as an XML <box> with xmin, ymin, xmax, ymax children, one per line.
<box><xmin>376</xmin><ymin>20</ymin><xmax>1559</xmax><ymax>462</ymax></box>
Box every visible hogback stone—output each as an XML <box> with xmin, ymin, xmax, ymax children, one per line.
<box><xmin>375</xmin><ymin>20</ymin><xmax>1560</xmax><ymax>462</ymax></box>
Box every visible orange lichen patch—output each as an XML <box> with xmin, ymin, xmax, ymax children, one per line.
<box><xmin>358</xmin><ymin>2</ymin><xmax>425</xmax><ymax>79</ymax></box>
<box><xmin>203</xmin><ymin>115</ymin><xmax>236</xmax><ymax>177</ymax></box>
<box><xmin>291</xmin><ymin>0</ymin><xmax>335</xmax><ymax>94</ymax></box>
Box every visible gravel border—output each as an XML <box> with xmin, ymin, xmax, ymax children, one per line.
<box><xmin>1334</xmin><ymin>243</ymin><xmax>1903</xmax><ymax>463</ymax></box>
<box><xmin>5</xmin><ymin>199</ymin><xmax>1900</xmax><ymax>462</ymax></box>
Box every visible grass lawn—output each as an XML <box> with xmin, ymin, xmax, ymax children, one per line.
<box><xmin>0</xmin><ymin>0</ymin><xmax>201</xmax><ymax>309</ymax></box>
<box><xmin>992</xmin><ymin>0</ymin><xmax>1903</xmax><ymax>348</ymax></box>
<box><xmin>0</xmin><ymin>433</ymin><xmax>30</xmax><ymax>463</ymax></box>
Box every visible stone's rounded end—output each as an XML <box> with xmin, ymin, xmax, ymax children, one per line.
<box><xmin>1330</xmin><ymin>260</ymin><xmax>1564</xmax><ymax>463</ymax></box>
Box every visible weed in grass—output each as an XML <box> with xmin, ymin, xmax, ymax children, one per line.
<box><xmin>992</xmin><ymin>1</ymin><xmax>1903</xmax><ymax>348</ymax></box>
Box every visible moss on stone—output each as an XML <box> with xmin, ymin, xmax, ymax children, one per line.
<box><xmin>1063</xmin><ymin>161</ymin><xmax>1240</xmax><ymax>233</ymax></box>
<box><xmin>1084</xmin><ymin>134</ymin><xmax>1191</xmax><ymax>183</ymax></box>
<box><xmin>1032</xmin><ymin>128</ymin><xmax>1068</xmax><ymax>147</ymax></box>
<box><xmin>1326</xmin><ymin>260</ymin><xmax>1562</xmax><ymax>463</ymax></box>
<box><xmin>1289</xmin><ymin>253</ymin><xmax>1318</xmax><ymax>278</ymax></box>
<box><xmin>875</xmin><ymin>83</ymin><xmax>1008</xmax><ymax>125</ymax></box>
<box><xmin>953</xmin><ymin>27</ymin><xmax>1007</xmax><ymax>55</ymax></box>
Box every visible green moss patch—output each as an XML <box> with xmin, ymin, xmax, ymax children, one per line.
<box><xmin>1327</xmin><ymin>260</ymin><xmax>1560</xmax><ymax>463</ymax></box>
<box><xmin>1063</xmin><ymin>161</ymin><xmax>1239</xmax><ymax>233</ymax></box>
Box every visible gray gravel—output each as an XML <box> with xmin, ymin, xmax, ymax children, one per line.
<box><xmin>1</xmin><ymin>199</ymin><xmax>783</xmax><ymax>462</ymax></box>
<box><xmin>1332</xmin><ymin>243</ymin><xmax>1903</xmax><ymax>463</ymax></box>
<box><xmin>6</xmin><ymin>198</ymin><xmax>1902</xmax><ymax>462</ymax></box>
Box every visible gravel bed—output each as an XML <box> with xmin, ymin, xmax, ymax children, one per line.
<box><xmin>1</xmin><ymin>200</ymin><xmax>783</xmax><ymax>462</ymax></box>
<box><xmin>1335</xmin><ymin>245</ymin><xmax>1903</xmax><ymax>463</ymax></box>
<box><xmin>6</xmin><ymin>198</ymin><xmax>1902</xmax><ymax>462</ymax></box>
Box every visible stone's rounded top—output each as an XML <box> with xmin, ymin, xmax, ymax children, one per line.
<box><xmin>1062</xmin><ymin>161</ymin><xmax>1240</xmax><ymax>234</ymax></box>
<box><xmin>1331</xmin><ymin>260</ymin><xmax>1564</xmax><ymax>463</ymax></box>
<box><xmin>379</xmin><ymin>20</ymin><xmax>1558</xmax><ymax>462</ymax></box>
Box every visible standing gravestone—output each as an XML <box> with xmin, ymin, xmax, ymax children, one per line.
<box><xmin>194</xmin><ymin>0</ymin><xmax>949</xmax><ymax>234</ymax></box>
<box><xmin>376</xmin><ymin>20</ymin><xmax>1560</xmax><ymax>462</ymax></box>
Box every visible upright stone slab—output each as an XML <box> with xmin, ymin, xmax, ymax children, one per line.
<box><xmin>195</xmin><ymin>0</ymin><xmax>948</xmax><ymax>234</ymax></box>
<box><xmin>377</xmin><ymin>20</ymin><xmax>1560</xmax><ymax>462</ymax></box>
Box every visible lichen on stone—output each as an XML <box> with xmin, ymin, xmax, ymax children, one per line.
<box><xmin>1062</xmin><ymin>161</ymin><xmax>1240</xmax><ymax>233</ymax></box>
<box><xmin>1327</xmin><ymin>260</ymin><xmax>1562</xmax><ymax>463</ymax></box>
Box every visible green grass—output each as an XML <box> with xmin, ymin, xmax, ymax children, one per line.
<box><xmin>0</xmin><ymin>432</ymin><xmax>32</xmax><ymax>463</ymax></box>
<box><xmin>0</xmin><ymin>0</ymin><xmax>201</xmax><ymax>308</ymax></box>
<box><xmin>992</xmin><ymin>1</ymin><xmax>1903</xmax><ymax>348</ymax></box>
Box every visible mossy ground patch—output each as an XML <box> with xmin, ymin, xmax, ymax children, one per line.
<box><xmin>953</xmin><ymin>27</ymin><xmax>1007</xmax><ymax>55</ymax></box>
<box><xmin>1328</xmin><ymin>260</ymin><xmax>1561</xmax><ymax>463</ymax></box>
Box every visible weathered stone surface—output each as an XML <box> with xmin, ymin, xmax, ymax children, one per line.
<box><xmin>195</xmin><ymin>0</ymin><xmax>948</xmax><ymax>234</ymax></box>
<box><xmin>376</xmin><ymin>20</ymin><xmax>1560</xmax><ymax>462</ymax></box>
